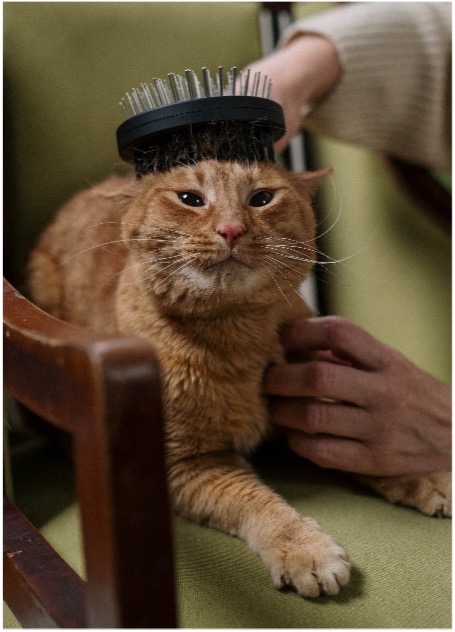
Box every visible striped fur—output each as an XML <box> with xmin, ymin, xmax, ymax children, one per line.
<box><xmin>28</xmin><ymin>160</ymin><xmax>350</xmax><ymax>597</ymax></box>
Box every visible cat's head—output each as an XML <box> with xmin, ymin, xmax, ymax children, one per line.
<box><xmin>121</xmin><ymin>160</ymin><xmax>330</xmax><ymax>314</ymax></box>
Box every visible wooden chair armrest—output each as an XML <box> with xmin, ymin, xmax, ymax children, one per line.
<box><xmin>4</xmin><ymin>497</ymin><xmax>86</xmax><ymax>628</ymax></box>
<box><xmin>3</xmin><ymin>278</ymin><xmax>177</xmax><ymax>627</ymax></box>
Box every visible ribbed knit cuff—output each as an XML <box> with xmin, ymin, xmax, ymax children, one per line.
<box><xmin>281</xmin><ymin>3</ymin><xmax>451</xmax><ymax>171</ymax></box>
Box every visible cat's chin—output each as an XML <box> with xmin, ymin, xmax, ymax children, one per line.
<box><xmin>180</xmin><ymin>261</ymin><xmax>268</xmax><ymax>295</ymax></box>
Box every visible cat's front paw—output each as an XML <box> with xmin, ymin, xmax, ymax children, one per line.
<box><xmin>261</xmin><ymin>517</ymin><xmax>350</xmax><ymax>598</ymax></box>
<box><xmin>360</xmin><ymin>471</ymin><xmax>452</xmax><ymax>517</ymax></box>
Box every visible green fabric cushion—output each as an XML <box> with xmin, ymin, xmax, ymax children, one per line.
<box><xmin>175</xmin><ymin>457</ymin><xmax>451</xmax><ymax>628</ymax></box>
<box><xmin>5</xmin><ymin>455</ymin><xmax>451</xmax><ymax>628</ymax></box>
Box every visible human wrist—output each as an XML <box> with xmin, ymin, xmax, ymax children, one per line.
<box><xmin>279</xmin><ymin>33</ymin><xmax>341</xmax><ymax>109</ymax></box>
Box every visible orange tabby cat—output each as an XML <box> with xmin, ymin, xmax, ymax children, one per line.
<box><xmin>28</xmin><ymin>157</ymin><xmax>451</xmax><ymax>598</ymax></box>
<box><xmin>28</xmin><ymin>159</ymin><xmax>352</xmax><ymax>597</ymax></box>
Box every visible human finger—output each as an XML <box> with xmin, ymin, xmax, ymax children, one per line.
<box><xmin>264</xmin><ymin>360</ymin><xmax>375</xmax><ymax>407</ymax></box>
<box><xmin>313</xmin><ymin>350</ymin><xmax>352</xmax><ymax>366</ymax></box>
<box><xmin>285</xmin><ymin>430</ymin><xmax>383</xmax><ymax>475</ymax></box>
<box><xmin>280</xmin><ymin>317</ymin><xmax>388</xmax><ymax>371</ymax></box>
<box><xmin>270</xmin><ymin>397</ymin><xmax>371</xmax><ymax>441</ymax></box>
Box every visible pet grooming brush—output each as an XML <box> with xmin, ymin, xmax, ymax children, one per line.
<box><xmin>116</xmin><ymin>66</ymin><xmax>285</xmax><ymax>176</ymax></box>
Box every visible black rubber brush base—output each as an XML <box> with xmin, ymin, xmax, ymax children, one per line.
<box><xmin>117</xmin><ymin>96</ymin><xmax>285</xmax><ymax>174</ymax></box>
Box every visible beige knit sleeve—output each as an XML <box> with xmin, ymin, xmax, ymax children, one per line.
<box><xmin>282</xmin><ymin>2</ymin><xmax>451</xmax><ymax>172</ymax></box>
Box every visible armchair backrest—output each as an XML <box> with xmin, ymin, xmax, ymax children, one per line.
<box><xmin>4</xmin><ymin>2</ymin><xmax>263</xmax><ymax>285</ymax></box>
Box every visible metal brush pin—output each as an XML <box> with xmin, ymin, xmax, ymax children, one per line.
<box><xmin>116</xmin><ymin>65</ymin><xmax>284</xmax><ymax>175</ymax></box>
<box><xmin>119</xmin><ymin>66</ymin><xmax>273</xmax><ymax>118</ymax></box>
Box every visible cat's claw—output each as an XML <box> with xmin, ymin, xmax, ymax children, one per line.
<box><xmin>359</xmin><ymin>471</ymin><xmax>452</xmax><ymax>518</ymax></box>
<box><xmin>415</xmin><ymin>487</ymin><xmax>451</xmax><ymax>517</ymax></box>
<box><xmin>261</xmin><ymin>519</ymin><xmax>350</xmax><ymax>598</ymax></box>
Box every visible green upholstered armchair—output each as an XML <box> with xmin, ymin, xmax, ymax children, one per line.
<box><xmin>4</xmin><ymin>3</ymin><xmax>451</xmax><ymax>628</ymax></box>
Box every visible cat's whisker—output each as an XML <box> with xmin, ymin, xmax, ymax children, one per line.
<box><xmin>89</xmin><ymin>259</ymin><xmax>147</xmax><ymax>303</ymax></box>
<box><xmin>261</xmin><ymin>263</ymin><xmax>292</xmax><ymax>307</ymax></box>
<box><xmin>262</xmin><ymin>241</ymin><xmax>317</xmax><ymax>259</ymax></box>
<box><xmin>317</xmin><ymin>250</ymin><xmax>364</xmax><ymax>265</ymax></box>
<box><xmin>131</xmin><ymin>254</ymin><xmax>196</xmax><ymax>288</ymax></box>
<box><xmin>266</xmin><ymin>248</ymin><xmax>358</xmax><ymax>282</ymax></box>
<box><xmin>207</xmin><ymin>278</ymin><xmax>220</xmax><ymax>299</ymax></box>
<box><xmin>127</xmin><ymin>224</ymin><xmax>194</xmax><ymax>239</ymax></box>
<box><xmin>313</xmin><ymin>199</ymin><xmax>344</xmax><ymax>241</ymax></box>
<box><xmin>109</xmin><ymin>253</ymin><xmax>192</xmax><ymax>293</ymax></box>
<box><xmin>263</xmin><ymin>239</ymin><xmax>364</xmax><ymax>267</ymax></box>
<box><xmin>61</xmin><ymin>232</ymin><xmax>199</xmax><ymax>267</ymax></box>
<box><xmin>261</xmin><ymin>240</ymin><xmax>324</xmax><ymax>262</ymax></box>
<box><xmin>276</xmin><ymin>266</ymin><xmax>319</xmax><ymax>313</ymax></box>
<box><xmin>154</xmin><ymin>227</ymin><xmax>193</xmax><ymax>237</ymax></box>
<box><xmin>60</xmin><ymin>237</ymin><xmax>154</xmax><ymax>264</ymax></box>
<box><xmin>263</xmin><ymin>235</ymin><xmax>314</xmax><ymax>246</ymax></box>
<box><xmin>261</xmin><ymin>238</ymin><xmax>324</xmax><ymax>256</ymax></box>
<box><xmin>263</xmin><ymin>249</ymin><xmax>316</xmax><ymax>266</ymax></box>
<box><xmin>152</xmin><ymin>254</ymin><xmax>200</xmax><ymax>291</ymax></box>
<box><xmin>262</xmin><ymin>251</ymin><xmax>324</xmax><ymax>310</ymax></box>
<box><xmin>262</xmin><ymin>240</ymin><xmax>312</xmax><ymax>248</ymax></box>
<box><xmin>264</xmin><ymin>255</ymin><xmax>304</xmax><ymax>274</ymax></box>
<box><xmin>90</xmin><ymin>222</ymin><xmax>194</xmax><ymax>239</ymax></box>
<box><xmin>81</xmin><ymin>220</ymin><xmax>178</xmax><ymax>235</ymax></box>
<box><xmin>262</xmin><ymin>254</ymin><xmax>309</xmax><ymax>277</ymax></box>
<box><xmin>142</xmin><ymin>252</ymin><xmax>187</xmax><ymax>264</ymax></box>
<box><xmin>264</xmin><ymin>256</ymin><xmax>309</xmax><ymax>289</ymax></box>
<box><xmin>311</xmin><ymin>239</ymin><xmax>373</xmax><ymax>267</ymax></box>
<box><xmin>156</xmin><ymin>255</ymin><xmax>196</xmax><ymax>278</ymax></box>
<box><xmin>261</xmin><ymin>246</ymin><xmax>313</xmax><ymax>258</ymax></box>
<box><xmin>263</xmin><ymin>236</ymin><xmax>356</xmax><ymax>266</ymax></box>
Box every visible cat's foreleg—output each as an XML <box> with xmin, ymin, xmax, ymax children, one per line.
<box><xmin>357</xmin><ymin>471</ymin><xmax>451</xmax><ymax>517</ymax></box>
<box><xmin>169</xmin><ymin>451</ymin><xmax>350</xmax><ymax>597</ymax></box>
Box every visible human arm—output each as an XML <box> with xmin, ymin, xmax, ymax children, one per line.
<box><xmin>264</xmin><ymin>317</ymin><xmax>452</xmax><ymax>477</ymax></box>
<box><xmin>247</xmin><ymin>2</ymin><xmax>451</xmax><ymax>171</ymax></box>
<box><xmin>243</xmin><ymin>33</ymin><xmax>341</xmax><ymax>152</ymax></box>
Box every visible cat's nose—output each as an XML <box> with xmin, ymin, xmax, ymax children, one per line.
<box><xmin>216</xmin><ymin>223</ymin><xmax>246</xmax><ymax>249</ymax></box>
<box><xmin>217</xmin><ymin>225</ymin><xmax>244</xmax><ymax>248</ymax></box>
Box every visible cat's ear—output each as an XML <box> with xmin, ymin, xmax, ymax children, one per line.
<box><xmin>102</xmin><ymin>175</ymin><xmax>141</xmax><ymax>210</ymax></box>
<box><xmin>291</xmin><ymin>166</ymin><xmax>333</xmax><ymax>199</ymax></box>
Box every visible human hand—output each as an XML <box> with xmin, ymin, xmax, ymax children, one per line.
<box><xmin>264</xmin><ymin>316</ymin><xmax>452</xmax><ymax>476</ymax></box>
<box><xmin>243</xmin><ymin>34</ymin><xmax>341</xmax><ymax>152</ymax></box>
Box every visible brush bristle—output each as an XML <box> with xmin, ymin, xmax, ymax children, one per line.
<box><xmin>133</xmin><ymin>120</ymin><xmax>277</xmax><ymax>176</ymax></box>
<box><xmin>119</xmin><ymin>66</ymin><xmax>273</xmax><ymax>118</ymax></box>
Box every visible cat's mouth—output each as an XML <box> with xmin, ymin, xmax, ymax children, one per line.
<box><xmin>207</xmin><ymin>254</ymin><xmax>251</xmax><ymax>271</ymax></box>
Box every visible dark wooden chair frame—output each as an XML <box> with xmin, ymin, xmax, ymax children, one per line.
<box><xmin>3</xmin><ymin>278</ymin><xmax>177</xmax><ymax>628</ymax></box>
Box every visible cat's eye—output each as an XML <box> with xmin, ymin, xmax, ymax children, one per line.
<box><xmin>249</xmin><ymin>190</ymin><xmax>274</xmax><ymax>207</ymax></box>
<box><xmin>177</xmin><ymin>192</ymin><xmax>205</xmax><ymax>207</ymax></box>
